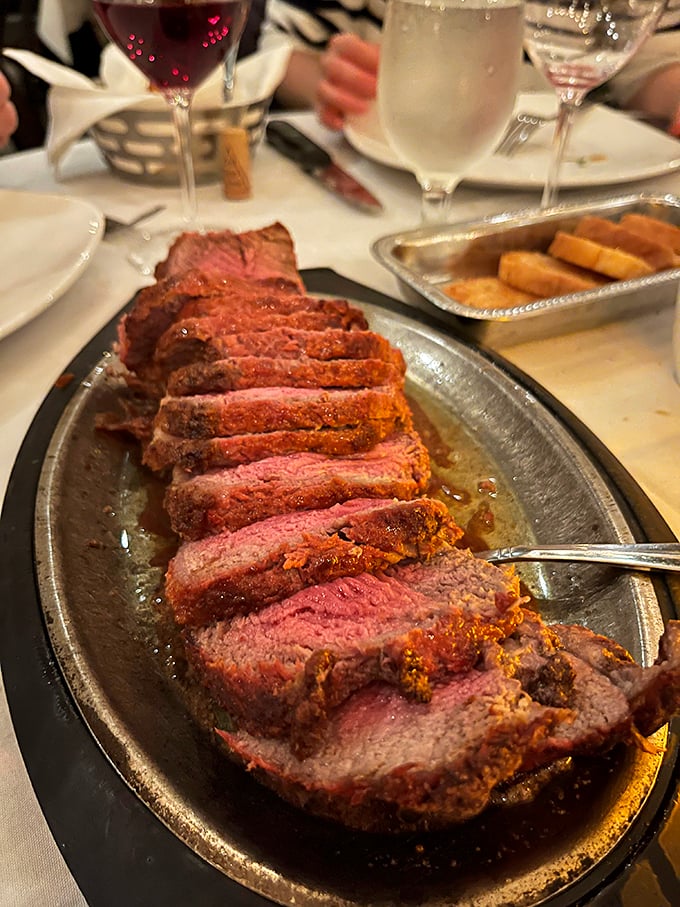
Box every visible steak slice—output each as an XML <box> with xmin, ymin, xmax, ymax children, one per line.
<box><xmin>166</xmin><ymin>431</ymin><xmax>430</xmax><ymax>538</ymax></box>
<box><xmin>155</xmin><ymin>221</ymin><xmax>305</xmax><ymax>287</ymax></box>
<box><xmin>155</xmin><ymin>385</ymin><xmax>411</xmax><ymax>440</ymax></box>
<box><xmin>153</xmin><ymin>327</ymin><xmax>402</xmax><ymax>379</ymax></box>
<box><xmin>214</xmin><ymin>616</ymin><xmax>680</xmax><ymax>832</ymax></box>
<box><xmin>188</xmin><ymin>548</ymin><xmax>524</xmax><ymax>753</ymax></box>
<box><xmin>217</xmin><ymin>673</ymin><xmax>560</xmax><ymax>833</ymax></box>
<box><xmin>165</xmin><ymin>497</ymin><xmax>461</xmax><ymax>628</ymax></box>
<box><xmin>547</xmin><ymin>620</ymin><xmax>680</xmax><ymax>741</ymax></box>
<box><xmin>155</xmin><ymin>308</ymin><xmax>367</xmax><ymax>370</ymax></box>
<box><xmin>177</xmin><ymin>295</ymin><xmax>365</xmax><ymax>327</ymax></box>
<box><xmin>489</xmin><ymin>612</ymin><xmax>680</xmax><ymax>771</ymax></box>
<box><xmin>144</xmin><ymin>418</ymin><xmax>411</xmax><ymax>473</ymax></box>
<box><xmin>166</xmin><ymin>356</ymin><xmax>404</xmax><ymax>397</ymax></box>
<box><xmin>119</xmin><ymin>272</ymin><xmax>365</xmax><ymax>373</ymax></box>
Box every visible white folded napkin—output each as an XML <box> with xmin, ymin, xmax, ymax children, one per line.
<box><xmin>3</xmin><ymin>32</ymin><xmax>293</xmax><ymax>173</ymax></box>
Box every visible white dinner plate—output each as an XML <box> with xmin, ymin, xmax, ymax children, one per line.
<box><xmin>0</xmin><ymin>189</ymin><xmax>104</xmax><ymax>341</ymax></box>
<box><xmin>344</xmin><ymin>92</ymin><xmax>680</xmax><ymax>189</ymax></box>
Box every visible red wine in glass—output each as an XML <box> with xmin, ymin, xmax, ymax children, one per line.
<box><xmin>92</xmin><ymin>0</ymin><xmax>250</xmax><ymax>269</ymax></box>
<box><xmin>92</xmin><ymin>0</ymin><xmax>249</xmax><ymax>91</ymax></box>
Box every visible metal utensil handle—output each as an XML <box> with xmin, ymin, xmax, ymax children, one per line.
<box><xmin>265</xmin><ymin>121</ymin><xmax>332</xmax><ymax>172</ymax></box>
<box><xmin>482</xmin><ymin>543</ymin><xmax>680</xmax><ymax>572</ymax></box>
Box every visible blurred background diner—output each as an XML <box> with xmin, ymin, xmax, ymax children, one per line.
<box><xmin>2</xmin><ymin>0</ymin><xmax>680</xmax><ymax>152</ymax></box>
<box><xmin>0</xmin><ymin>71</ymin><xmax>18</xmax><ymax>148</ymax></box>
<box><xmin>0</xmin><ymin>0</ymin><xmax>267</xmax><ymax>151</ymax></box>
<box><xmin>264</xmin><ymin>0</ymin><xmax>680</xmax><ymax>134</ymax></box>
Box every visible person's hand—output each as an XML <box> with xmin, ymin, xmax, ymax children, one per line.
<box><xmin>0</xmin><ymin>72</ymin><xmax>18</xmax><ymax>149</ymax></box>
<box><xmin>316</xmin><ymin>34</ymin><xmax>379</xmax><ymax>131</ymax></box>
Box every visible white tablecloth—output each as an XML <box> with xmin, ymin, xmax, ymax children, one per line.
<box><xmin>0</xmin><ymin>113</ymin><xmax>679</xmax><ymax>904</ymax></box>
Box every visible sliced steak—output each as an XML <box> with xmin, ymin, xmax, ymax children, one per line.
<box><xmin>492</xmin><ymin>612</ymin><xmax>680</xmax><ymax>770</ymax></box>
<box><xmin>217</xmin><ymin>673</ymin><xmax>560</xmax><ymax>833</ymax></box>
<box><xmin>549</xmin><ymin>620</ymin><xmax>680</xmax><ymax>741</ymax></box>
<box><xmin>155</xmin><ymin>308</ymin><xmax>367</xmax><ymax>369</ymax></box>
<box><xmin>144</xmin><ymin>418</ymin><xmax>411</xmax><ymax>473</ymax></box>
<box><xmin>177</xmin><ymin>295</ymin><xmax>365</xmax><ymax>327</ymax></box>
<box><xmin>119</xmin><ymin>272</ymin><xmax>365</xmax><ymax>373</ymax></box>
<box><xmin>166</xmin><ymin>431</ymin><xmax>430</xmax><ymax>538</ymax></box>
<box><xmin>155</xmin><ymin>385</ymin><xmax>411</xmax><ymax>440</ymax></box>
<box><xmin>153</xmin><ymin>326</ymin><xmax>403</xmax><ymax>379</ymax></box>
<box><xmin>188</xmin><ymin>548</ymin><xmax>524</xmax><ymax>753</ymax></box>
<box><xmin>165</xmin><ymin>497</ymin><xmax>461</xmax><ymax>628</ymax></box>
<box><xmin>214</xmin><ymin>616</ymin><xmax>680</xmax><ymax>832</ymax></box>
<box><xmin>155</xmin><ymin>221</ymin><xmax>305</xmax><ymax>287</ymax></box>
<box><xmin>166</xmin><ymin>356</ymin><xmax>404</xmax><ymax>397</ymax></box>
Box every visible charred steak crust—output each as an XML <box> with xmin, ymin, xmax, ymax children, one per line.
<box><xmin>104</xmin><ymin>223</ymin><xmax>680</xmax><ymax>837</ymax></box>
<box><xmin>165</xmin><ymin>356</ymin><xmax>404</xmax><ymax>397</ymax></box>
<box><xmin>154</xmin><ymin>385</ymin><xmax>412</xmax><ymax>440</ymax></box>
<box><xmin>216</xmin><ymin>675</ymin><xmax>561</xmax><ymax>833</ymax></box>
<box><xmin>213</xmin><ymin>616</ymin><xmax>680</xmax><ymax>832</ymax></box>
<box><xmin>118</xmin><ymin>271</ymin><xmax>300</xmax><ymax>372</ymax></box>
<box><xmin>187</xmin><ymin>548</ymin><xmax>525</xmax><ymax>753</ymax></box>
<box><xmin>164</xmin><ymin>498</ymin><xmax>463</xmax><ymax>628</ymax></box>
<box><xmin>165</xmin><ymin>432</ymin><xmax>431</xmax><ymax>538</ymax></box>
<box><xmin>152</xmin><ymin>327</ymin><xmax>403</xmax><ymax>380</ymax></box>
<box><xmin>142</xmin><ymin>417</ymin><xmax>413</xmax><ymax>474</ymax></box>
<box><xmin>155</xmin><ymin>222</ymin><xmax>305</xmax><ymax>288</ymax></box>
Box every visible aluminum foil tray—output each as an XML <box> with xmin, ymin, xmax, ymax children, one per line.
<box><xmin>372</xmin><ymin>193</ymin><xmax>680</xmax><ymax>346</ymax></box>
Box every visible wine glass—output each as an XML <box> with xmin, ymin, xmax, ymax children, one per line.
<box><xmin>92</xmin><ymin>0</ymin><xmax>251</xmax><ymax>270</ymax></box>
<box><xmin>524</xmin><ymin>0</ymin><xmax>667</xmax><ymax>208</ymax></box>
<box><xmin>377</xmin><ymin>0</ymin><xmax>526</xmax><ymax>224</ymax></box>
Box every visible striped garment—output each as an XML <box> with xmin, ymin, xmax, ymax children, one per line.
<box><xmin>264</xmin><ymin>0</ymin><xmax>680</xmax><ymax>110</ymax></box>
<box><xmin>265</xmin><ymin>0</ymin><xmax>385</xmax><ymax>48</ymax></box>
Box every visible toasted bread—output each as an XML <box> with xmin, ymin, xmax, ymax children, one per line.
<box><xmin>498</xmin><ymin>250</ymin><xmax>608</xmax><ymax>297</ymax></box>
<box><xmin>574</xmin><ymin>215</ymin><xmax>679</xmax><ymax>271</ymax></box>
<box><xmin>619</xmin><ymin>213</ymin><xmax>680</xmax><ymax>255</ymax></box>
<box><xmin>548</xmin><ymin>231</ymin><xmax>653</xmax><ymax>280</ymax></box>
<box><xmin>441</xmin><ymin>276</ymin><xmax>540</xmax><ymax>309</ymax></box>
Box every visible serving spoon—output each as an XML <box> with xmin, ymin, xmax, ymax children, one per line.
<box><xmin>476</xmin><ymin>543</ymin><xmax>680</xmax><ymax>572</ymax></box>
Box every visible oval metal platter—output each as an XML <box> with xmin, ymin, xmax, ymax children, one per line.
<box><xmin>34</xmin><ymin>300</ymin><xmax>672</xmax><ymax>906</ymax></box>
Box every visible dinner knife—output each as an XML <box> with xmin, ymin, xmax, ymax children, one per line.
<box><xmin>266</xmin><ymin>121</ymin><xmax>384</xmax><ymax>214</ymax></box>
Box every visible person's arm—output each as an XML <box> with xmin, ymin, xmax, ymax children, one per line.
<box><xmin>0</xmin><ymin>71</ymin><xmax>18</xmax><ymax>148</ymax></box>
<box><xmin>276</xmin><ymin>33</ymin><xmax>379</xmax><ymax>130</ymax></box>
<box><xmin>626</xmin><ymin>63</ymin><xmax>680</xmax><ymax>135</ymax></box>
<box><xmin>606</xmin><ymin>29</ymin><xmax>680</xmax><ymax>134</ymax></box>
<box><xmin>275</xmin><ymin>47</ymin><xmax>325</xmax><ymax>110</ymax></box>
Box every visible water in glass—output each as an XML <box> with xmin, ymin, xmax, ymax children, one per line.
<box><xmin>378</xmin><ymin>0</ymin><xmax>525</xmax><ymax>223</ymax></box>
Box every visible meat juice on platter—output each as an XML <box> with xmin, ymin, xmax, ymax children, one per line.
<box><xmin>92</xmin><ymin>0</ymin><xmax>249</xmax><ymax>89</ymax></box>
<box><xmin>106</xmin><ymin>372</ymin><xmax>657</xmax><ymax>894</ymax></box>
<box><xmin>36</xmin><ymin>223</ymin><xmax>679</xmax><ymax>904</ymax></box>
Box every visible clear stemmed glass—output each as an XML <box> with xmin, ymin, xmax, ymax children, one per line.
<box><xmin>92</xmin><ymin>0</ymin><xmax>251</xmax><ymax>270</ymax></box>
<box><xmin>377</xmin><ymin>0</ymin><xmax>526</xmax><ymax>224</ymax></box>
<box><xmin>524</xmin><ymin>0</ymin><xmax>667</xmax><ymax>209</ymax></box>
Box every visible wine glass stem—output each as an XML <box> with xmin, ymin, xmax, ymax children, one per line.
<box><xmin>420</xmin><ymin>182</ymin><xmax>458</xmax><ymax>224</ymax></box>
<box><xmin>167</xmin><ymin>90</ymin><xmax>198</xmax><ymax>226</ymax></box>
<box><xmin>542</xmin><ymin>99</ymin><xmax>578</xmax><ymax>209</ymax></box>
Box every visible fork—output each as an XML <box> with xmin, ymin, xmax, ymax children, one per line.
<box><xmin>104</xmin><ymin>204</ymin><xmax>166</xmax><ymax>237</ymax></box>
<box><xmin>495</xmin><ymin>112</ymin><xmax>557</xmax><ymax>157</ymax></box>
<box><xmin>475</xmin><ymin>543</ymin><xmax>680</xmax><ymax>572</ymax></box>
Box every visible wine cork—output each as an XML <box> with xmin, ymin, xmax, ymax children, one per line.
<box><xmin>220</xmin><ymin>126</ymin><xmax>251</xmax><ymax>200</ymax></box>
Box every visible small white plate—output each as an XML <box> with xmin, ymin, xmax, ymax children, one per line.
<box><xmin>0</xmin><ymin>189</ymin><xmax>104</xmax><ymax>341</ymax></box>
<box><xmin>345</xmin><ymin>92</ymin><xmax>680</xmax><ymax>189</ymax></box>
